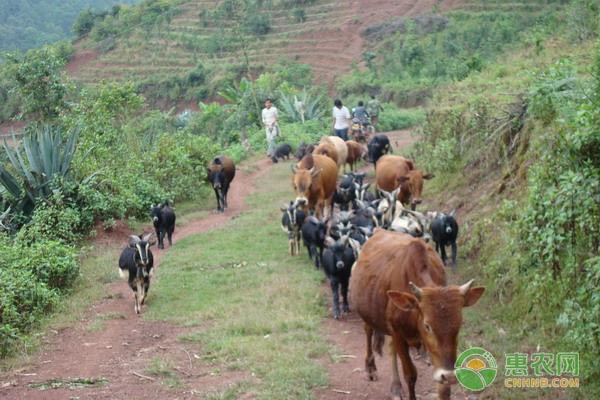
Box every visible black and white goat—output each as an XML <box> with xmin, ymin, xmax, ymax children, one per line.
<box><xmin>150</xmin><ymin>202</ymin><xmax>176</xmax><ymax>249</ymax></box>
<box><xmin>280</xmin><ymin>200</ymin><xmax>306</xmax><ymax>256</ymax></box>
<box><xmin>118</xmin><ymin>233</ymin><xmax>155</xmax><ymax>314</ymax></box>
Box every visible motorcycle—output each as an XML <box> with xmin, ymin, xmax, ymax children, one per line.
<box><xmin>350</xmin><ymin>117</ymin><xmax>374</xmax><ymax>143</ymax></box>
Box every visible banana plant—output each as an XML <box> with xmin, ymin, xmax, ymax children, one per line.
<box><xmin>0</xmin><ymin>125</ymin><xmax>79</xmax><ymax>217</ymax></box>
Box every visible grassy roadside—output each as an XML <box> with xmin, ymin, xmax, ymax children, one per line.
<box><xmin>0</xmin><ymin>188</ymin><xmax>215</xmax><ymax>372</ymax></box>
<box><xmin>145</xmin><ymin>161</ymin><xmax>330</xmax><ymax>399</ymax></box>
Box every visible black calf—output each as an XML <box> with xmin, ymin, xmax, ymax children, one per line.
<box><xmin>367</xmin><ymin>134</ymin><xmax>392</xmax><ymax>166</ymax></box>
<box><xmin>118</xmin><ymin>233</ymin><xmax>155</xmax><ymax>314</ymax></box>
<box><xmin>150</xmin><ymin>202</ymin><xmax>176</xmax><ymax>249</ymax></box>
<box><xmin>431</xmin><ymin>212</ymin><xmax>459</xmax><ymax>267</ymax></box>
<box><xmin>322</xmin><ymin>235</ymin><xmax>355</xmax><ymax>319</ymax></box>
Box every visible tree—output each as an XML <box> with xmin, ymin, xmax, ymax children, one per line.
<box><xmin>7</xmin><ymin>47</ymin><xmax>69</xmax><ymax>121</ymax></box>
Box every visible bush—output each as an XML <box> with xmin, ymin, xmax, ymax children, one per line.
<box><xmin>245</xmin><ymin>14</ymin><xmax>271</xmax><ymax>35</ymax></box>
<box><xmin>377</xmin><ymin>106</ymin><xmax>425</xmax><ymax>131</ymax></box>
<box><xmin>17</xmin><ymin>240</ymin><xmax>79</xmax><ymax>291</ymax></box>
<box><xmin>17</xmin><ymin>192</ymin><xmax>82</xmax><ymax>245</ymax></box>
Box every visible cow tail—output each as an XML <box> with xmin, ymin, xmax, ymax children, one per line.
<box><xmin>373</xmin><ymin>331</ymin><xmax>385</xmax><ymax>356</ymax></box>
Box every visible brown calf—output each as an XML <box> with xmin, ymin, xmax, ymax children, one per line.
<box><xmin>345</xmin><ymin>140</ymin><xmax>365</xmax><ymax>171</ymax></box>
<box><xmin>350</xmin><ymin>230</ymin><xmax>484</xmax><ymax>400</ymax></box>
<box><xmin>291</xmin><ymin>154</ymin><xmax>337</xmax><ymax>218</ymax></box>
<box><xmin>375</xmin><ymin>155</ymin><xmax>433</xmax><ymax>210</ymax></box>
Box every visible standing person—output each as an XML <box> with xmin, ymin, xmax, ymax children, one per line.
<box><xmin>262</xmin><ymin>98</ymin><xmax>279</xmax><ymax>157</ymax></box>
<box><xmin>332</xmin><ymin>99</ymin><xmax>351</xmax><ymax>140</ymax></box>
<box><xmin>367</xmin><ymin>95</ymin><xmax>384</xmax><ymax>127</ymax></box>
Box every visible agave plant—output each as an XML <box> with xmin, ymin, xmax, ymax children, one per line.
<box><xmin>0</xmin><ymin>125</ymin><xmax>79</xmax><ymax>217</ymax></box>
<box><xmin>279</xmin><ymin>89</ymin><xmax>325</xmax><ymax>123</ymax></box>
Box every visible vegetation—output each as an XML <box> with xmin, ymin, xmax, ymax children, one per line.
<box><xmin>146</xmin><ymin>162</ymin><xmax>328</xmax><ymax>399</ymax></box>
<box><xmin>0</xmin><ymin>0</ymin><xmax>138</xmax><ymax>52</ymax></box>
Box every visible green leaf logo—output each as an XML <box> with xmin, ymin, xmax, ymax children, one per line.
<box><xmin>455</xmin><ymin>347</ymin><xmax>498</xmax><ymax>391</ymax></box>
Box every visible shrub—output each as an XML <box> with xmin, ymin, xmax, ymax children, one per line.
<box><xmin>377</xmin><ymin>106</ymin><xmax>425</xmax><ymax>131</ymax></box>
<box><xmin>245</xmin><ymin>14</ymin><xmax>271</xmax><ymax>35</ymax></box>
<box><xmin>17</xmin><ymin>240</ymin><xmax>79</xmax><ymax>291</ymax></box>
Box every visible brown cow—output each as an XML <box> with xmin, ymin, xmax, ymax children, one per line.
<box><xmin>313</xmin><ymin>141</ymin><xmax>338</xmax><ymax>166</ymax></box>
<box><xmin>207</xmin><ymin>156</ymin><xmax>236</xmax><ymax>212</ymax></box>
<box><xmin>350</xmin><ymin>230</ymin><xmax>484</xmax><ymax>400</ymax></box>
<box><xmin>291</xmin><ymin>154</ymin><xmax>337</xmax><ymax>218</ymax></box>
<box><xmin>375</xmin><ymin>155</ymin><xmax>433</xmax><ymax>210</ymax></box>
<box><xmin>345</xmin><ymin>140</ymin><xmax>365</xmax><ymax>171</ymax></box>
<box><xmin>321</xmin><ymin>136</ymin><xmax>348</xmax><ymax>173</ymax></box>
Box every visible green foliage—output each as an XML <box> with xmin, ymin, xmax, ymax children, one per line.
<box><xmin>0</xmin><ymin>125</ymin><xmax>79</xmax><ymax>218</ymax></box>
<box><xmin>0</xmin><ymin>0</ymin><xmax>138</xmax><ymax>52</ymax></box>
<box><xmin>566</xmin><ymin>0</ymin><xmax>600</xmax><ymax>42</ymax></box>
<box><xmin>376</xmin><ymin>106</ymin><xmax>425</xmax><ymax>132</ymax></box>
<box><xmin>17</xmin><ymin>192</ymin><xmax>83</xmax><ymax>246</ymax></box>
<box><xmin>6</xmin><ymin>47</ymin><xmax>70</xmax><ymax>121</ymax></box>
<box><xmin>18</xmin><ymin>239</ymin><xmax>79</xmax><ymax>291</ymax></box>
<box><xmin>278</xmin><ymin>90</ymin><xmax>325</xmax><ymax>123</ymax></box>
<box><xmin>244</xmin><ymin>13</ymin><xmax>271</xmax><ymax>36</ymax></box>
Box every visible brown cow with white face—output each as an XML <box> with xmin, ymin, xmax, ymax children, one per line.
<box><xmin>350</xmin><ymin>230</ymin><xmax>484</xmax><ymax>400</ymax></box>
<box><xmin>375</xmin><ymin>155</ymin><xmax>433</xmax><ymax>210</ymax></box>
<box><xmin>291</xmin><ymin>154</ymin><xmax>337</xmax><ymax>218</ymax></box>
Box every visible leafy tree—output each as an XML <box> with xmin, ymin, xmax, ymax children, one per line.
<box><xmin>6</xmin><ymin>47</ymin><xmax>69</xmax><ymax>121</ymax></box>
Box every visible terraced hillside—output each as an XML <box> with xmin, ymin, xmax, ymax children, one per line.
<box><xmin>68</xmin><ymin>0</ymin><xmax>451</xmax><ymax>88</ymax></box>
<box><xmin>67</xmin><ymin>0</ymin><xmax>555</xmax><ymax>92</ymax></box>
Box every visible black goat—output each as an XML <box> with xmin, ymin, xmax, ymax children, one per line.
<box><xmin>322</xmin><ymin>235</ymin><xmax>356</xmax><ymax>319</ymax></box>
<box><xmin>431</xmin><ymin>212</ymin><xmax>459</xmax><ymax>267</ymax></box>
<box><xmin>271</xmin><ymin>143</ymin><xmax>293</xmax><ymax>163</ymax></box>
<box><xmin>333</xmin><ymin>175</ymin><xmax>356</xmax><ymax>211</ymax></box>
<box><xmin>118</xmin><ymin>233</ymin><xmax>155</xmax><ymax>314</ymax></box>
<box><xmin>280</xmin><ymin>200</ymin><xmax>306</xmax><ymax>255</ymax></box>
<box><xmin>301</xmin><ymin>215</ymin><xmax>328</xmax><ymax>268</ymax></box>
<box><xmin>150</xmin><ymin>202</ymin><xmax>176</xmax><ymax>249</ymax></box>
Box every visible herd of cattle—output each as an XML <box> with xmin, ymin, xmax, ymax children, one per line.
<box><xmin>280</xmin><ymin>134</ymin><xmax>483</xmax><ymax>400</ymax></box>
<box><xmin>115</xmin><ymin>133</ymin><xmax>482</xmax><ymax>400</ymax></box>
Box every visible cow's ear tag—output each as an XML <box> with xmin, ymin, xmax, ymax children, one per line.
<box><xmin>387</xmin><ymin>291</ymin><xmax>419</xmax><ymax>312</ymax></box>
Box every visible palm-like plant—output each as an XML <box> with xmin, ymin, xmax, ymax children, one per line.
<box><xmin>0</xmin><ymin>125</ymin><xmax>79</xmax><ymax>216</ymax></box>
<box><xmin>279</xmin><ymin>89</ymin><xmax>325</xmax><ymax>123</ymax></box>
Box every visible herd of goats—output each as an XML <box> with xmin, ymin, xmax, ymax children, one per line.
<box><xmin>116</xmin><ymin>133</ymin><xmax>484</xmax><ymax>400</ymax></box>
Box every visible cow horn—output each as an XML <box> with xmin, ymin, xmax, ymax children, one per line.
<box><xmin>459</xmin><ymin>279</ymin><xmax>475</xmax><ymax>295</ymax></box>
<box><xmin>408</xmin><ymin>281</ymin><xmax>423</xmax><ymax>299</ymax></box>
<box><xmin>291</xmin><ymin>164</ymin><xmax>298</xmax><ymax>173</ymax></box>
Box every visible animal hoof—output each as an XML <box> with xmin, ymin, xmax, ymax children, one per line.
<box><xmin>368</xmin><ymin>372</ymin><xmax>378</xmax><ymax>381</ymax></box>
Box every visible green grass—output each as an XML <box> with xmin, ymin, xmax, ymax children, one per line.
<box><xmin>145</xmin><ymin>357</ymin><xmax>182</xmax><ymax>388</ymax></box>
<box><xmin>145</xmin><ymin>162</ymin><xmax>329</xmax><ymax>399</ymax></box>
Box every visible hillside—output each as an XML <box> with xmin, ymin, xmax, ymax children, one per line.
<box><xmin>0</xmin><ymin>0</ymin><xmax>140</xmax><ymax>52</ymax></box>
<box><xmin>67</xmin><ymin>0</ymin><xmax>461</xmax><ymax>96</ymax></box>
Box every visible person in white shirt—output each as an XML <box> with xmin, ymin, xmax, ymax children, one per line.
<box><xmin>332</xmin><ymin>99</ymin><xmax>351</xmax><ymax>140</ymax></box>
<box><xmin>261</xmin><ymin>98</ymin><xmax>279</xmax><ymax>157</ymax></box>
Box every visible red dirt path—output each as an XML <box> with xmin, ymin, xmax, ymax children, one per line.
<box><xmin>0</xmin><ymin>158</ymin><xmax>272</xmax><ymax>400</ymax></box>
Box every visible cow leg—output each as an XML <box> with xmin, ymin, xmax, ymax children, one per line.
<box><xmin>441</xmin><ymin>243</ymin><xmax>448</xmax><ymax>265</ymax></box>
<box><xmin>223</xmin><ymin>183</ymin><xmax>230</xmax><ymax>209</ymax></box>
<box><xmin>159</xmin><ymin>230</ymin><xmax>165</xmax><ymax>249</ymax></box>
<box><xmin>288</xmin><ymin>238</ymin><xmax>294</xmax><ymax>256</ymax></box>
<box><xmin>364</xmin><ymin>324</ymin><xmax>377</xmax><ymax>381</ymax></box>
<box><xmin>390</xmin><ymin>339</ymin><xmax>404</xmax><ymax>400</ymax></box>
<box><xmin>341</xmin><ymin>278</ymin><xmax>350</xmax><ymax>313</ymax></box>
<box><xmin>451</xmin><ymin>241</ymin><xmax>457</xmax><ymax>268</ymax></box>
<box><xmin>167</xmin><ymin>227</ymin><xmax>174</xmax><ymax>246</ymax></box>
<box><xmin>330</xmin><ymin>279</ymin><xmax>340</xmax><ymax>319</ymax></box>
<box><xmin>395</xmin><ymin>337</ymin><xmax>417</xmax><ymax>400</ymax></box>
<box><xmin>213</xmin><ymin>188</ymin><xmax>222</xmax><ymax>212</ymax></box>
